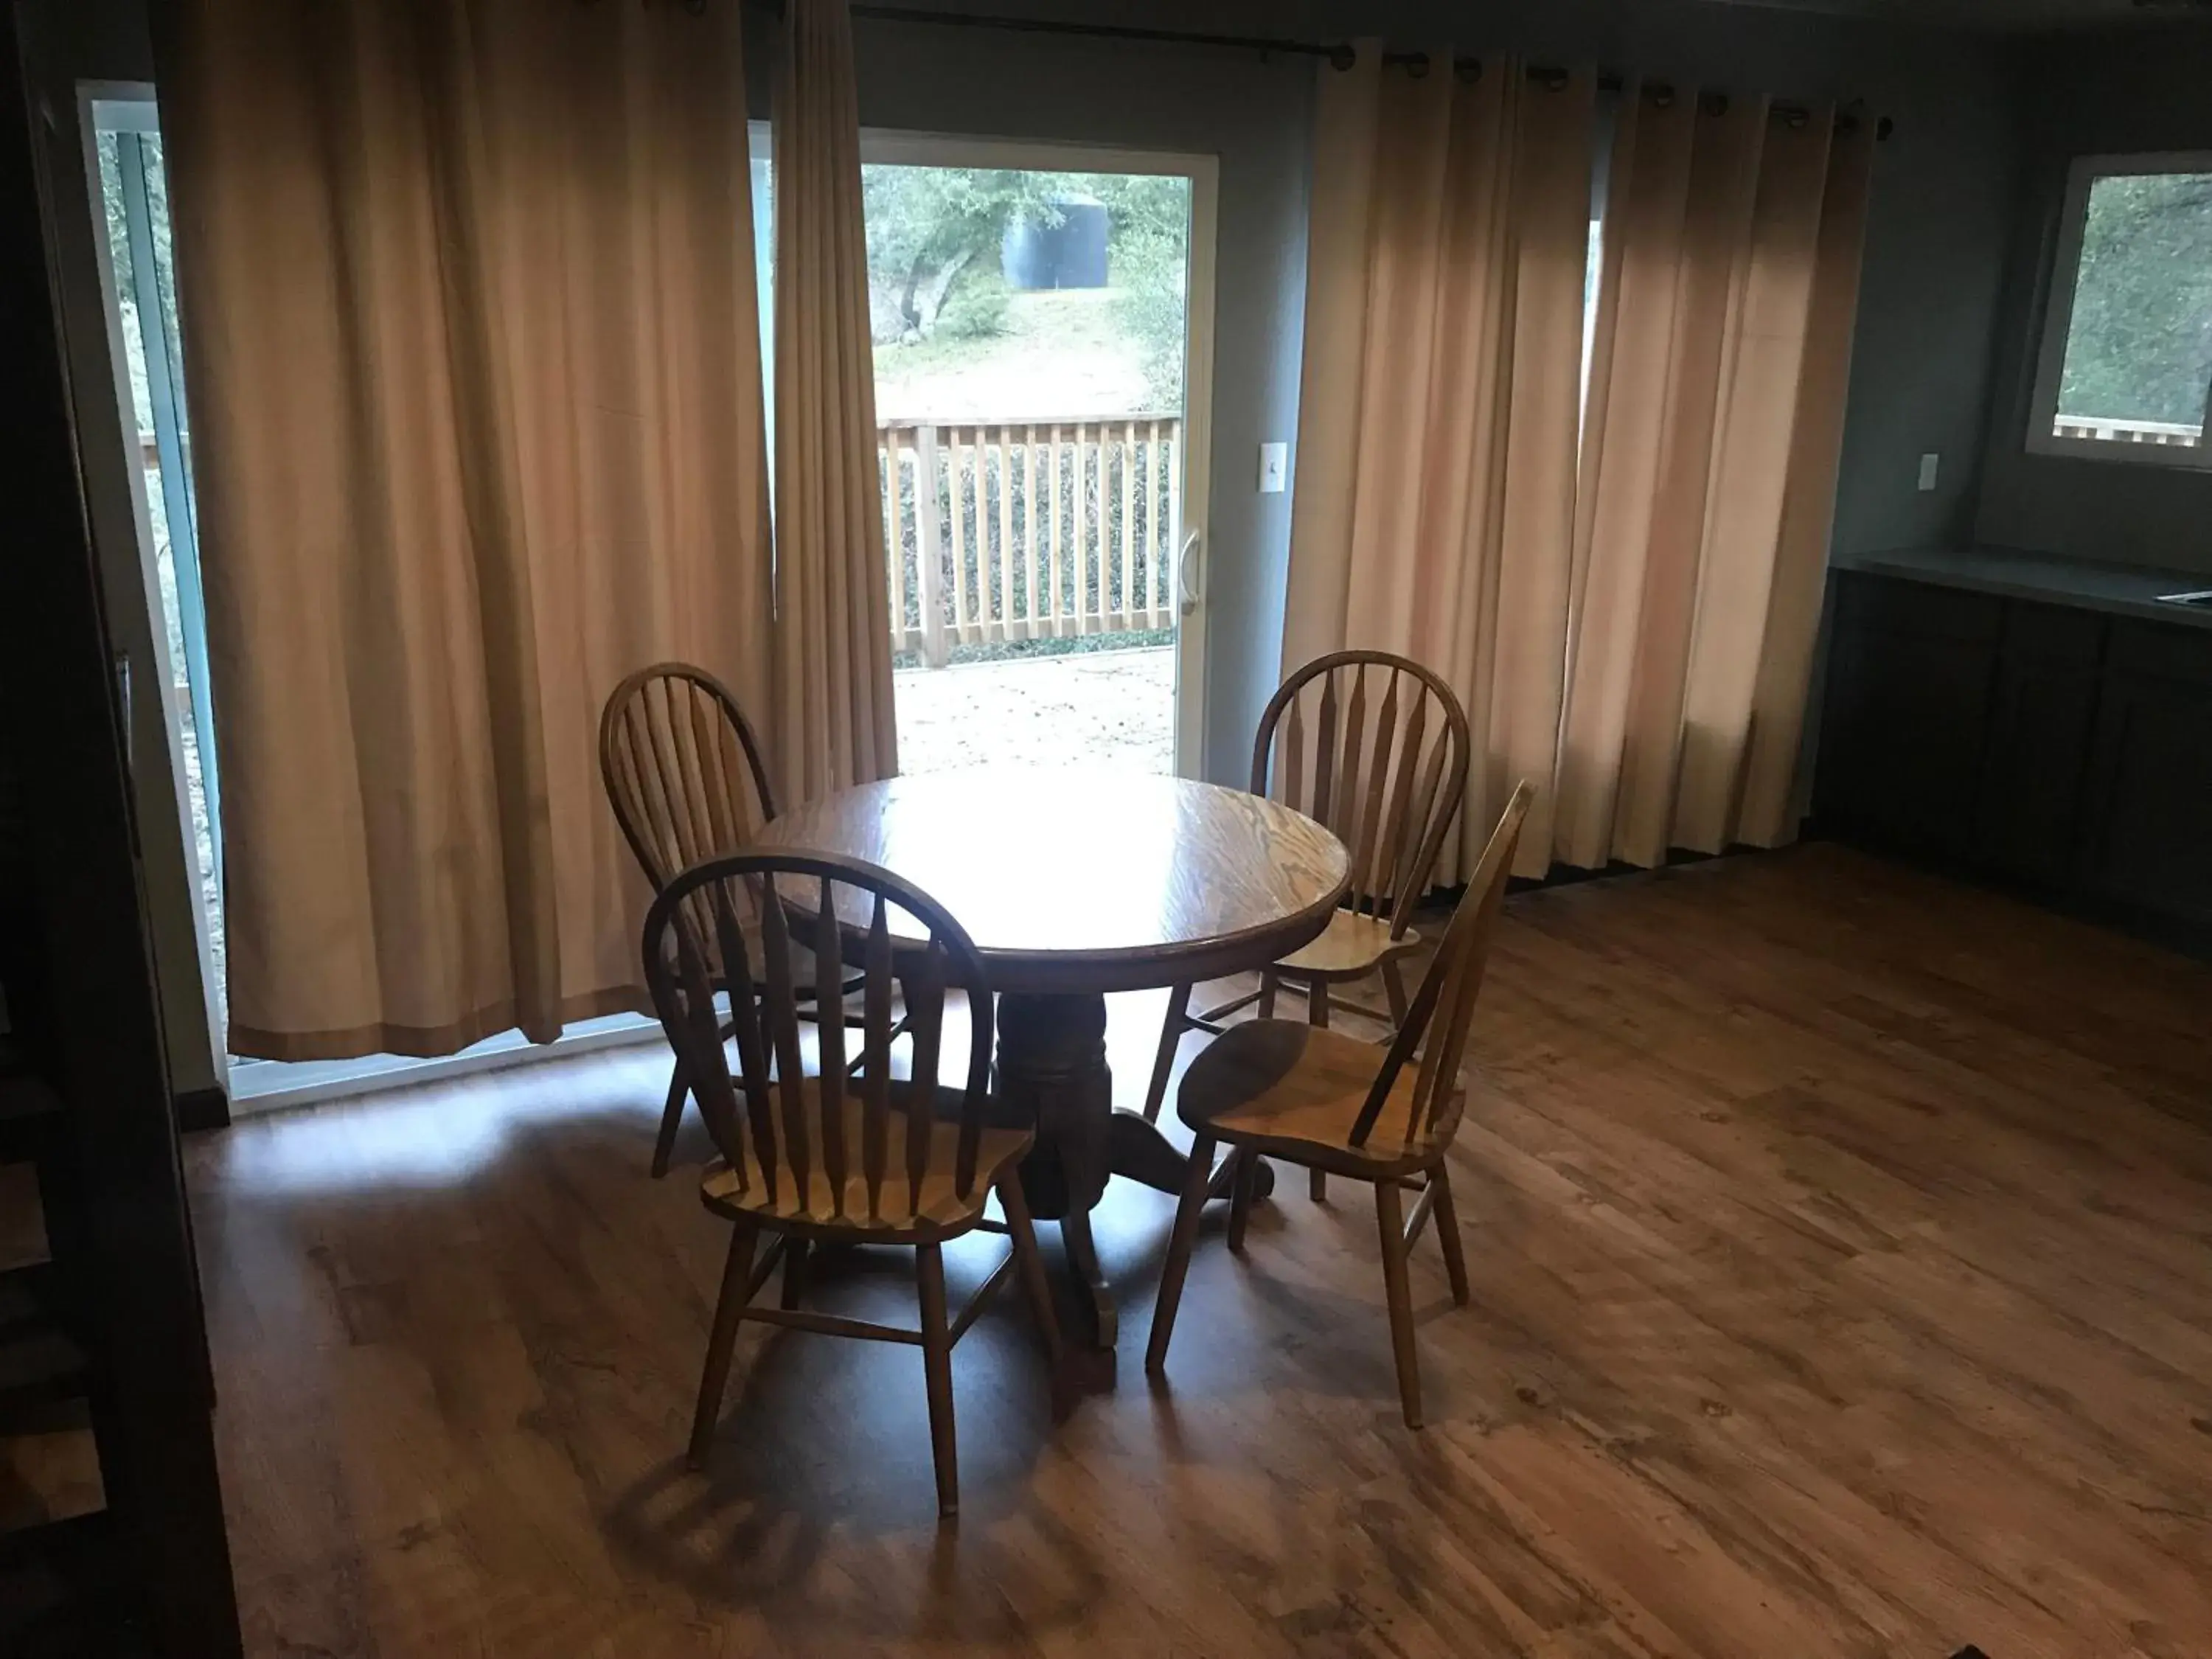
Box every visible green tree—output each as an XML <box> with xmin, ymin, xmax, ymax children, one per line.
<box><xmin>861</xmin><ymin>167</ymin><xmax>1192</xmax><ymax>403</ymax></box>
<box><xmin>1087</xmin><ymin>173</ymin><xmax>1190</xmax><ymax>409</ymax></box>
<box><xmin>2059</xmin><ymin>172</ymin><xmax>2212</xmax><ymax>428</ymax></box>
<box><xmin>863</xmin><ymin>166</ymin><xmax>1060</xmax><ymax>341</ymax></box>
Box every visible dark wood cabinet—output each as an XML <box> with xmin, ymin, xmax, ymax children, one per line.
<box><xmin>1972</xmin><ymin>603</ymin><xmax>2104</xmax><ymax>888</ymax></box>
<box><xmin>1812</xmin><ymin>577</ymin><xmax>2001</xmax><ymax>860</ymax></box>
<box><xmin>2078</xmin><ymin>622</ymin><xmax>2212</xmax><ymax>935</ymax></box>
<box><xmin>1815</xmin><ymin>569</ymin><xmax>2212</xmax><ymax>958</ymax></box>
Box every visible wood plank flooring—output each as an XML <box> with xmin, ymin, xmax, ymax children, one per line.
<box><xmin>182</xmin><ymin>845</ymin><xmax>2212</xmax><ymax>1658</ymax></box>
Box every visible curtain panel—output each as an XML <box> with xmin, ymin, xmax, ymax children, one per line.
<box><xmin>771</xmin><ymin>0</ymin><xmax>900</xmax><ymax>801</ymax></box>
<box><xmin>1282</xmin><ymin>48</ymin><xmax>1596</xmax><ymax>880</ymax></box>
<box><xmin>1285</xmin><ymin>49</ymin><xmax>1875</xmax><ymax>884</ymax></box>
<box><xmin>1557</xmin><ymin>91</ymin><xmax>1874</xmax><ymax>869</ymax></box>
<box><xmin>161</xmin><ymin>0</ymin><xmax>773</xmax><ymax>1058</ymax></box>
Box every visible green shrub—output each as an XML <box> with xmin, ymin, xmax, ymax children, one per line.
<box><xmin>936</xmin><ymin>267</ymin><xmax>1011</xmax><ymax>341</ymax></box>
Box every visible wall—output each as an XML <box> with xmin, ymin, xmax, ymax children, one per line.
<box><xmin>1974</xmin><ymin>24</ymin><xmax>2212</xmax><ymax>575</ymax></box>
<box><xmin>824</xmin><ymin>0</ymin><xmax>2021</xmax><ymax>780</ymax></box>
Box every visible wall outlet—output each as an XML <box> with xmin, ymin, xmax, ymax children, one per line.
<box><xmin>1259</xmin><ymin>442</ymin><xmax>1288</xmax><ymax>494</ymax></box>
<box><xmin>1917</xmin><ymin>452</ymin><xmax>1940</xmax><ymax>492</ymax></box>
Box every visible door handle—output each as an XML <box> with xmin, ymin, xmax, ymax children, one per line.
<box><xmin>1177</xmin><ymin>529</ymin><xmax>1203</xmax><ymax>619</ymax></box>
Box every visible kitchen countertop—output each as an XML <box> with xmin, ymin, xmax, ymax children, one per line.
<box><xmin>1833</xmin><ymin>546</ymin><xmax>2212</xmax><ymax>632</ymax></box>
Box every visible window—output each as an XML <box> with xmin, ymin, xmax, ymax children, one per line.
<box><xmin>2029</xmin><ymin>153</ymin><xmax>2212</xmax><ymax>467</ymax></box>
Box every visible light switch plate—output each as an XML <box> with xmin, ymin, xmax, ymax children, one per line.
<box><xmin>1918</xmin><ymin>452</ymin><xmax>1940</xmax><ymax>492</ymax></box>
<box><xmin>1259</xmin><ymin>442</ymin><xmax>1288</xmax><ymax>494</ymax></box>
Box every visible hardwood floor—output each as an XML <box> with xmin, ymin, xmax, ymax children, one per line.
<box><xmin>182</xmin><ymin>845</ymin><xmax>2212</xmax><ymax>1658</ymax></box>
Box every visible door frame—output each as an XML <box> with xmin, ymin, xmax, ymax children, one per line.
<box><xmin>854</xmin><ymin>131</ymin><xmax>1220</xmax><ymax>779</ymax></box>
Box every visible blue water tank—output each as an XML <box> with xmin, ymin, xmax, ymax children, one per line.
<box><xmin>1001</xmin><ymin>214</ymin><xmax>1052</xmax><ymax>291</ymax></box>
<box><xmin>1001</xmin><ymin>198</ymin><xmax>1110</xmax><ymax>291</ymax></box>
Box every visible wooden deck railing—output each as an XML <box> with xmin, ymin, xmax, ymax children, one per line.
<box><xmin>2053</xmin><ymin>414</ymin><xmax>2204</xmax><ymax>448</ymax></box>
<box><xmin>879</xmin><ymin>414</ymin><xmax>1182</xmax><ymax>666</ymax></box>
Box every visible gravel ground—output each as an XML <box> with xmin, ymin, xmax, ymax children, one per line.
<box><xmin>894</xmin><ymin>645</ymin><xmax>1174</xmax><ymax>776</ymax></box>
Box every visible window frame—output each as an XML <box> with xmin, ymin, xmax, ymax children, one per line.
<box><xmin>2025</xmin><ymin>150</ymin><xmax>2212</xmax><ymax>471</ymax></box>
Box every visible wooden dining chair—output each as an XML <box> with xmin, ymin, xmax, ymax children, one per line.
<box><xmin>1139</xmin><ymin>650</ymin><xmax>1472</xmax><ymax>1203</ymax></box>
<box><xmin>643</xmin><ymin>849</ymin><xmax>1062</xmax><ymax>1519</ymax></box>
<box><xmin>1145</xmin><ymin>781</ymin><xmax>1532</xmax><ymax>1430</ymax></box>
<box><xmin>599</xmin><ymin>663</ymin><xmax>861</xmax><ymax>1177</ymax></box>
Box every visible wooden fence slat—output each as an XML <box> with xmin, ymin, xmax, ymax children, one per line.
<box><xmin>1150</xmin><ymin>422</ymin><xmax>1168</xmax><ymax>628</ymax></box>
<box><xmin>996</xmin><ymin>427</ymin><xmax>1015</xmax><ymax>641</ymax></box>
<box><xmin>1022</xmin><ymin>436</ymin><xmax>1040</xmax><ymax>641</ymax></box>
<box><xmin>1119</xmin><ymin>421</ymin><xmax>1135</xmax><ymax>639</ymax></box>
<box><xmin>1092</xmin><ymin>425</ymin><xmax>1109</xmax><ymax>633</ymax></box>
<box><xmin>915</xmin><ymin>424</ymin><xmax>947</xmax><ymax>666</ymax></box>
<box><xmin>1151</xmin><ymin>419</ymin><xmax>1166</xmax><ymax>629</ymax></box>
<box><xmin>948</xmin><ymin>427</ymin><xmax>973</xmax><ymax>644</ymax></box>
<box><xmin>886</xmin><ymin>430</ymin><xmax>909</xmax><ymax>653</ymax></box>
<box><xmin>1166</xmin><ymin>422</ymin><xmax>1183</xmax><ymax>629</ymax></box>
<box><xmin>1074</xmin><ymin>423</ymin><xmax>1091</xmax><ymax>636</ymax></box>
<box><xmin>1048</xmin><ymin>426</ymin><xmax>1065</xmax><ymax>638</ymax></box>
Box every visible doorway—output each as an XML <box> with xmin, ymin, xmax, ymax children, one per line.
<box><xmin>855</xmin><ymin>137</ymin><xmax>1217</xmax><ymax>777</ymax></box>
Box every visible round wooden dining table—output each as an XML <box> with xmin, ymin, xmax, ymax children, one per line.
<box><xmin>762</xmin><ymin>765</ymin><xmax>1349</xmax><ymax>1349</ymax></box>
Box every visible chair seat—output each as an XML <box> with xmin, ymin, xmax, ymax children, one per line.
<box><xmin>702</xmin><ymin>1078</ymin><xmax>1032</xmax><ymax>1241</ymax></box>
<box><xmin>713</xmin><ymin>925</ymin><xmax>865</xmax><ymax>1003</ymax></box>
<box><xmin>1271</xmin><ymin>910</ymin><xmax>1419</xmax><ymax>983</ymax></box>
<box><xmin>1176</xmin><ymin>1019</ymin><xmax>1460</xmax><ymax>1179</ymax></box>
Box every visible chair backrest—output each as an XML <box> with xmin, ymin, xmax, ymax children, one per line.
<box><xmin>599</xmin><ymin>664</ymin><xmax>778</xmax><ymax>894</ymax></box>
<box><xmin>641</xmin><ymin>850</ymin><xmax>998</xmax><ymax>1222</ymax></box>
<box><xmin>1349</xmin><ymin>781</ymin><xmax>1533</xmax><ymax>1151</ymax></box>
<box><xmin>1252</xmin><ymin>650</ymin><xmax>1472</xmax><ymax>936</ymax></box>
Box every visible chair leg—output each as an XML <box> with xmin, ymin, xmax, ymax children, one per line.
<box><xmin>1146</xmin><ymin>1133</ymin><xmax>1216</xmax><ymax>1377</ymax></box>
<box><xmin>1430</xmin><ymin>1162</ymin><xmax>1470</xmax><ymax>1307</ymax></box>
<box><xmin>1308</xmin><ymin>981</ymin><xmax>1330</xmax><ymax>1203</ymax></box>
<box><xmin>1141</xmin><ymin>984</ymin><xmax>1192</xmax><ymax>1125</ymax></box>
<box><xmin>652</xmin><ymin>1054</ymin><xmax>689</xmax><ymax>1179</ymax></box>
<box><xmin>1226</xmin><ymin>1150</ymin><xmax>1258</xmax><ymax>1253</ymax></box>
<box><xmin>1256</xmin><ymin>970</ymin><xmax>1279</xmax><ymax>1020</ymax></box>
<box><xmin>997</xmin><ymin>1175</ymin><xmax>1064</xmax><ymax>1372</ymax></box>
<box><xmin>1382</xmin><ymin>957</ymin><xmax>1411</xmax><ymax>1027</ymax></box>
<box><xmin>1372</xmin><ymin>1179</ymin><xmax>1422</xmax><ymax>1429</ymax></box>
<box><xmin>916</xmin><ymin>1242</ymin><xmax>959</xmax><ymax>1518</ymax></box>
<box><xmin>688</xmin><ymin>1224</ymin><xmax>759</xmax><ymax>1468</ymax></box>
<box><xmin>779</xmin><ymin>1237</ymin><xmax>810</xmax><ymax>1310</ymax></box>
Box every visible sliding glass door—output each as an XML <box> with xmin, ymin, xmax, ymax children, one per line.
<box><xmin>92</xmin><ymin>97</ymin><xmax>226</xmax><ymax>1020</ymax></box>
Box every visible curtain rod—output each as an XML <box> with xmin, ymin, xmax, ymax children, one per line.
<box><xmin>737</xmin><ymin>3</ymin><xmax>1894</xmax><ymax>139</ymax></box>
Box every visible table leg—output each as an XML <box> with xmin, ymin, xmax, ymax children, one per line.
<box><xmin>997</xmin><ymin>991</ymin><xmax>1271</xmax><ymax>1353</ymax></box>
<box><xmin>1107</xmin><ymin>1111</ymin><xmax>1276</xmax><ymax>1202</ymax></box>
<box><xmin>999</xmin><ymin>994</ymin><xmax>1115</xmax><ymax>1346</ymax></box>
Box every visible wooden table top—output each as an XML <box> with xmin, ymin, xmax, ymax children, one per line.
<box><xmin>761</xmin><ymin>768</ymin><xmax>1349</xmax><ymax>995</ymax></box>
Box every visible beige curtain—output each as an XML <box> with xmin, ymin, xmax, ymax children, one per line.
<box><xmin>161</xmin><ymin>0</ymin><xmax>773</xmax><ymax>1058</ymax></box>
<box><xmin>771</xmin><ymin>0</ymin><xmax>899</xmax><ymax>801</ymax></box>
<box><xmin>1555</xmin><ymin>91</ymin><xmax>1874</xmax><ymax>869</ymax></box>
<box><xmin>1282</xmin><ymin>49</ymin><xmax>1595</xmax><ymax>880</ymax></box>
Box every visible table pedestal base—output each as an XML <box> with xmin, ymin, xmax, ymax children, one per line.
<box><xmin>997</xmin><ymin>991</ymin><xmax>1267</xmax><ymax>1352</ymax></box>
